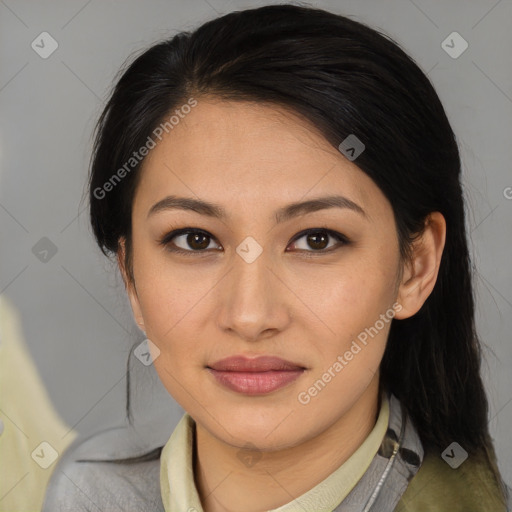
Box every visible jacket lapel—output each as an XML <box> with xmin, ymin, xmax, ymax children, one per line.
<box><xmin>333</xmin><ymin>391</ymin><xmax>424</xmax><ymax>511</ymax></box>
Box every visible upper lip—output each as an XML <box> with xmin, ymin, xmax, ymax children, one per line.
<box><xmin>207</xmin><ymin>355</ymin><xmax>306</xmax><ymax>372</ymax></box>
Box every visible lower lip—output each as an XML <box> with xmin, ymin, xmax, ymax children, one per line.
<box><xmin>207</xmin><ymin>369</ymin><xmax>305</xmax><ymax>395</ymax></box>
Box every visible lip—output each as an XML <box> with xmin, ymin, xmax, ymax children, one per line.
<box><xmin>208</xmin><ymin>355</ymin><xmax>305</xmax><ymax>372</ymax></box>
<box><xmin>207</xmin><ymin>356</ymin><xmax>306</xmax><ymax>395</ymax></box>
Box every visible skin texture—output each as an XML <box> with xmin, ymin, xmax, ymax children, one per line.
<box><xmin>118</xmin><ymin>97</ymin><xmax>446</xmax><ymax>512</ymax></box>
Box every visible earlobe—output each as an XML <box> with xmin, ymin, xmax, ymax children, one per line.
<box><xmin>117</xmin><ymin>237</ymin><xmax>145</xmax><ymax>332</ymax></box>
<box><xmin>394</xmin><ymin>212</ymin><xmax>446</xmax><ymax>320</ymax></box>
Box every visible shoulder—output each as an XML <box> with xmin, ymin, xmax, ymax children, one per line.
<box><xmin>395</xmin><ymin>446</ymin><xmax>512</xmax><ymax>512</ymax></box>
<box><xmin>42</xmin><ymin>425</ymin><xmax>165</xmax><ymax>512</ymax></box>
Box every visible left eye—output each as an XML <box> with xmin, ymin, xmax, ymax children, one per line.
<box><xmin>288</xmin><ymin>229</ymin><xmax>348</xmax><ymax>252</ymax></box>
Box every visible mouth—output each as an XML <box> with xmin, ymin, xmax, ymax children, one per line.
<box><xmin>206</xmin><ymin>355</ymin><xmax>306</xmax><ymax>395</ymax></box>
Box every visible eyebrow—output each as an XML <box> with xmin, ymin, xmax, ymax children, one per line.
<box><xmin>147</xmin><ymin>194</ymin><xmax>366</xmax><ymax>223</ymax></box>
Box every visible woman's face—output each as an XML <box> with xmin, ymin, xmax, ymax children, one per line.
<box><xmin>123</xmin><ymin>97</ymin><xmax>404</xmax><ymax>451</ymax></box>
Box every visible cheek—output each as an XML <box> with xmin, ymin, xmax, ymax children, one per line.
<box><xmin>299</xmin><ymin>254</ymin><xmax>399</xmax><ymax>336</ymax></box>
<box><xmin>294</xmin><ymin>268</ymin><xmax>395</xmax><ymax>415</ymax></box>
<box><xmin>299</xmin><ymin>252</ymin><xmax>399</xmax><ymax>378</ymax></box>
<box><xmin>138</xmin><ymin>279</ymin><xmax>202</xmax><ymax>352</ymax></box>
<box><xmin>137</xmin><ymin>273</ymin><xmax>205</xmax><ymax>406</ymax></box>
<box><xmin>133</xmin><ymin>244</ymin><xmax>207</xmax><ymax>339</ymax></box>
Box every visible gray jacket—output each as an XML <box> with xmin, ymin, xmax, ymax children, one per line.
<box><xmin>42</xmin><ymin>424</ymin><xmax>165</xmax><ymax>512</ymax></box>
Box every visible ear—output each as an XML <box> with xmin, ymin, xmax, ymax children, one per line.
<box><xmin>118</xmin><ymin>237</ymin><xmax>145</xmax><ymax>332</ymax></box>
<box><xmin>394</xmin><ymin>212</ymin><xmax>446</xmax><ymax>320</ymax></box>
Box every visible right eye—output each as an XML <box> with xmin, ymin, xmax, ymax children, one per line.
<box><xmin>159</xmin><ymin>228</ymin><xmax>222</xmax><ymax>255</ymax></box>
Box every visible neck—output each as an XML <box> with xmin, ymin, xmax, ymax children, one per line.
<box><xmin>193</xmin><ymin>378</ymin><xmax>381</xmax><ymax>512</ymax></box>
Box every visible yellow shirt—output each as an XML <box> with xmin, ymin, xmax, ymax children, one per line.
<box><xmin>160</xmin><ymin>391</ymin><xmax>389</xmax><ymax>511</ymax></box>
<box><xmin>0</xmin><ymin>295</ymin><xmax>77</xmax><ymax>512</ymax></box>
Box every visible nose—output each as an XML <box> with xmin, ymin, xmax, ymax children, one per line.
<box><xmin>216</xmin><ymin>246</ymin><xmax>291</xmax><ymax>342</ymax></box>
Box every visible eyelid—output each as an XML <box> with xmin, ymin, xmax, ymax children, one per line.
<box><xmin>158</xmin><ymin>227</ymin><xmax>350</xmax><ymax>255</ymax></box>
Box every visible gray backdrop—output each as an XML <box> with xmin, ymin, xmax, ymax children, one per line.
<box><xmin>1</xmin><ymin>0</ymin><xmax>511</xmax><ymax>489</ymax></box>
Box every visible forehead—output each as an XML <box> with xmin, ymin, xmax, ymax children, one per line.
<box><xmin>133</xmin><ymin>98</ymin><xmax>387</xmax><ymax>220</ymax></box>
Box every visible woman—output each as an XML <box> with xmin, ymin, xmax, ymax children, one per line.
<box><xmin>43</xmin><ymin>4</ymin><xmax>511</xmax><ymax>511</ymax></box>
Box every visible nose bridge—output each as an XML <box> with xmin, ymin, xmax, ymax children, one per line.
<box><xmin>217</xmin><ymin>239</ymin><xmax>288</xmax><ymax>340</ymax></box>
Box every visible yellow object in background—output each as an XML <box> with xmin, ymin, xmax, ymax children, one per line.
<box><xmin>0</xmin><ymin>294</ymin><xmax>77</xmax><ymax>512</ymax></box>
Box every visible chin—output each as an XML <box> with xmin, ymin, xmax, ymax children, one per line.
<box><xmin>204</xmin><ymin>406</ymin><xmax>312</xmax><ymax>450</ymax></box>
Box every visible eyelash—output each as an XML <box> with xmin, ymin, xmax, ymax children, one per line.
<box><xmin>158</xmin><ymin>227</ymin><xmax>350</xmax><ymax>257</ymax></box>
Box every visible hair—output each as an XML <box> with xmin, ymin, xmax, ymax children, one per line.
<box><xmin>85</xmin><ymin>1</ymin><xmax>508</xmax><ymax>503</ymax></box>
